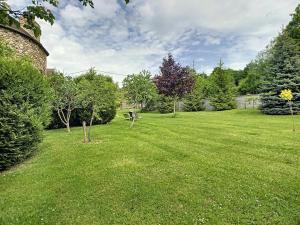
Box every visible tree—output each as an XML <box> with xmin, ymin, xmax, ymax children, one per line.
<box><xmin>279</xmin><ymin>89</ymin><xmax>295</xmax><ymax>131</ymax></box>
<box><xmin>123</xmin><ymin>70</ymin><xmax>158</xmax><ymax>111</ymax></box>
<box><xmin>238</xmin><ymin>50</ymin><xmax>271</xmax><ymax>95</ymax></box>
<box><xmin>260</xmin><ymin>5</ymin><xmax>300</xmax><ymax>115</ymax></box>
<box><xmin>48</xmin><ymin>72</ymin><xmax>78</xmax><ymax>132</ymax></box>
<box><xmin>0</xmin><ymin>42</ymin><xmax>52</xmax><ymax>170</ymax></box>
<box><xmin>77</xmin><ymin>69</ymin><xmax>117</xmax><ymax>143</ymax></box>
<box><xmin>183</xmin><ymin>71</ymin><xmax>208</xmax><ymax>112</ymax></box>
<box><xmin>260</xmin><ymin>32</ymin><xmax>300</xmax><ymax>114</ymax></box>
<box><xmin>238</xmin><ymin>62</ymin><xmax>262</xmax><ymax>95</ymax></box>
<box><xmin>209</xmin><ymin>60</ymin><xmax>236</xmax><ymax>111</ymax></box>
<box><xmin>0</xmin><ymin>0</ymin><xmax>130</xmax><ymax>37</ymax></box>
<box><xmin>154</xmin><ymin>54</ymin><xmax>195</xmax><ymax>117</ymax></box>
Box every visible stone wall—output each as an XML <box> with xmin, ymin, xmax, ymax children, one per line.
<box><xmin>0</xmin><ymin>25</ymin><xmax>48</xmax><ymax>72</ymax></box>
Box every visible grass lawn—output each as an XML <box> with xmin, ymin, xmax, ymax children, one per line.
<box><xmin>0</xmin><ymin>109</ymin><xmax>300</xmax><ymax>225</ymax></box>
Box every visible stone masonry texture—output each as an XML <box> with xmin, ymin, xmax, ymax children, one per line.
<box><xmin>0</xmin><ymin>25</ymin><xmax>48</xmax><ymax>72</ymax></box>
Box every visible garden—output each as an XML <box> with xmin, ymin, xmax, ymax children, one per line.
<box><xmin>1</xmin><ymin>1</ymin><xmax>300</xmax><ymax>225</ymax></box>
<box><xmin>1</xmin><ymin>110</ymin><xmax>300</xmax><ymax>224</ymax></box>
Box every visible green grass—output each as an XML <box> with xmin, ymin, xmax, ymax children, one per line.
<box><xmin>1</xmin><ymin>110</ymin><xmax>300</xmax><ymax>225</ymax></box>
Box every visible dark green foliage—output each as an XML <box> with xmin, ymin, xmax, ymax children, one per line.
<box><xmin>157</xmin><ymin>95</ymin><xmax>174</xmax><ymax>114</ymax></box>
<box><xmin>238</xmin><ymin>62</ymin><xmax>263</xmax><ymax>94</ymax></box>
<box><xmin>261</xmin><ymin>33</ymin><xmax>300</xmax><ymax>115</ymax></box>
<box><xmin>141</xmin><ymin>99</ymin><xmax>157</xmax><ymax>112</ymax></box>
<box><xmin>209</xmin><ymin>61</ymin><xmax>236</xmax><ymax>111</ymax></box>
<box><xmin>183</xmin><ymin>76</ymin><xmax>207</xmax><ymax>112</ymax></box>
<box><xmin>286</xmin><ymin>4</ymin><xmax>300</xmax><ymax>40</ymax></box>
<box><xmin>47</xmin><ymin>108</ymin><xmax>116</xmax><ymax>129</ymax></box>
<box><xmin>227</xmin><ymin>69</ymin><xmax>245</xmax><ymax>86</ymax></box>
<box><xmin>0</xmin><ymin>48</ymin><xmax>51</xmax><ymax>170</ymax></box>
<box><xmin>261</xmin><ymin>5</ymin><xmax>300</xmax><ymax>115</ymax></box>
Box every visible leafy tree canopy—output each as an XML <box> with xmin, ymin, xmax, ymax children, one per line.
<box><xmin>123</xmin><ymin>70</ymin><xmax>158</xmax><ymax>109</ymax></box>
<box><xmin>155</xmin><ymin>54</ymin><xmax>195</xmax><ymax>116</ymax></box>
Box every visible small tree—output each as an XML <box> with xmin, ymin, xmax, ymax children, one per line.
<box><xmin>77</xmin><ymin>69</ymin><xmax>117</xmax><ymax>143</ymax></box>
<box><xmin>280</xmin><ymin>89</ymin><xmax>295</xmax><ymax>131</ymax></box>
<box><xmin>209</xmin><ymin>60</ymin><xmax>236</xmax><ymax>111</ymax></box>
<box><xmin>183</xmin><ymin>71</ymin><xmax>208</xmax><ymax>112</ymax></box>
<box><xmin>48</xmin><ymin>72</ymin><xmax>78</xmax><ymax>132</ymax></box>
<box><xmin>154</xmin><ymin>54</ymin><xmax>195</xmax><ymax>117</ymax></box>
<box><xmin>123</xmin><ymin>70</ymin><xmax>157</xmax><ymax>110</ymax></box>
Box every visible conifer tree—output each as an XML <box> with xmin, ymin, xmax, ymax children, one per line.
<box><xmin>261</xmin><ymin>5</ymin><xmax>300</xmax><ymax>114</ymax></box>
<box><xmin>209</xmin><ymin>60</ymin><xmax>236</xmax><ymax>111</ymax></box>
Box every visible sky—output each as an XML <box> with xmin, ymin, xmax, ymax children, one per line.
<box><xmin>8</xmin><ymin>0</ymin><xmax>300</xmax><ymax>83</ymax></box>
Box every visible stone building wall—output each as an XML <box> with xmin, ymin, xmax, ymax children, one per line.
<box><xmin>0</xmin><ymin>24</ymin><xmax>48</xmax><ymax>72</ymax></box>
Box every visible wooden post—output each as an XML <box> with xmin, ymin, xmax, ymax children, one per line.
<box><xmin>289</xmin><ymin>101</ymin><xmax>295</xmax><ymax>132</ymax></box>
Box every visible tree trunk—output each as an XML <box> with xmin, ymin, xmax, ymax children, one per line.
<box><xmin>289</xmin><ymin>101</ymin><xmax>295</xmax><ymax>132</ymax></box>
<box><xmin>173</xmin><ymin>98</ymin><xmax>176</xmax><ymax>117</ymax></box>
<box><xmin>82</xmin><ymin>121</ymin><xmax>88</xmax><ymax>143</ymax></box>
<box><xmin>57</xmin><ymin>108</ymin><xmax>71</xmax><ymax>132</ymax></box>
<box><xmin>88</xmin><ymin>109</ymin><xmax>94</xmax><ymax>142</ymax></box>
<box><xmin>66</xmin><ymin>122</ymin><xmax>70</xmax><ymax>132</ymax></box>
<box><xmin>66</xmin><ymin>106</ymin><xmax>72</xmax><ymax>132</ymax></box>
<box><xmin>88</xmin><ymin>117</ymin><xmax>94</xmax><ymax>142</ymax></box>
<box><xmin>130</xmin><ymin>103</ymin><xmax>137</xmax><ymax>128</ymax></box>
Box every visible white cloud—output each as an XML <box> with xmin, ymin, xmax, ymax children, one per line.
<box><xmin>31</xmin><ymin>0</ymin><xmax>299</xmax><ymax>80</ymax></box>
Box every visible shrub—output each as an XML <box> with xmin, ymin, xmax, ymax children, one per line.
<box><xmin>0</xmin><ymin>54</ymin><xmax>52</xmax><ymax>170</ymax></box>
<box><xmin>141</xmin><ymin>99</ymin><xmax>157</xmax><ymax>112</ymax></box>
<box><xmin>47</xmin><ymin>104</ymin><xmax>116</xmax><ymax>129</ymax></box>
<box><xmin>157</xmin><ymin>95</ymin><xmax>174</xmax><ymax>114</ymax></box>
<box><xmin>183</xmin><ymin>75</ymin><xmax>207</xmax><ymax>112</ymax></box>
<box><xmin>183</xmin><ymin>93</ymin><xmax>205</xmax><ymax>112</ymax></box>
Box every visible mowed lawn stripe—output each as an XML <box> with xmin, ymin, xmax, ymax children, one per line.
<box><xmin>1</xmin><ymin>109</ymin><xmax>300</xmax><ymax>225</ymax></box>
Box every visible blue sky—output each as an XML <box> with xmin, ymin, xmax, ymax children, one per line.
<box><xmin>9</xmin><ymin>0</ymin><xmax>300</xmax><ymax>82</ymax></box>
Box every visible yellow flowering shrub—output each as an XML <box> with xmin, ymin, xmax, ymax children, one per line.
<box><xmin>279</xmin><ymin>89</ymin><xmax>293</xmax><ymax>101</ymax></box>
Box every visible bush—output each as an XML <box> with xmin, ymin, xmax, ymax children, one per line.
<box><xmin>183</xmin><ymin>93</ymin><xmax>205</xmax><ymax>112</ymax></box>
<box><xmin>47</xmin><ymin>106</ymin><xmax>116</xmax><ymax>129</ymax></box>
<box><xmin>157</xmin><ymin>96</ymin><xmax>174</xmax><ymax>114</ymax></box>
<box><xmin>141</xmin><ymin>99</ymin><xmax>158</xmax><ymax>112</ymax></box>
<box><xmin>0</xmin><ymin>55</ymin><xmax>52</xmax><ymax>170</ymax></box>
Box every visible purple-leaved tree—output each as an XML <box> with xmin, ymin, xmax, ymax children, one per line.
<box><xmin>155</xmin><ymin>54</ymin><xmax>195</xmax><ymax>117</ymax></box>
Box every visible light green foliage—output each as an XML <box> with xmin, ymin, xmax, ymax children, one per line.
<box><xmin>225</xmin><ymin>68</ymin><xmax>244</xmax><ymax>87</ymax></box>
<box><xmin>0</xmin><ymin>42</ymin><xmax>52</xmax><ymax>170</ymax></box>
<box><xmin>157</xmin><ymin>95</ymin><xmax>174</xmax><ymax>114</ymax></box>
<box><xmin>47</xmin><ymin>71</ymin><xmax>78</xmax><ymax>132</ymax></box>
<box><xmin>209</xmin><ymin>61</ymin><xmax>236</xmax><ymax>111</ymax></box>
<box><xmin>76</xmin><ymin>68</ymin><xmax>117</xmax><ymax>141</ymax></box>
<box><xmin>0</xmin><ymin>110</ymin><xmax>300</xmax><ymax>224</ymax></box>
<box><xmin>239</xmin><ymin>52</ymin><xmax>270</xmax><ymax>95</ymax></box>
<box><xmin>123</xmin><ymin>70</ymin><xmax>158</xmax><ymax>110</ymax></box>
<box><xmin>183</xmin><ymin>74</ymin><xmax>208</xmax><ymax>112</ymax></box>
